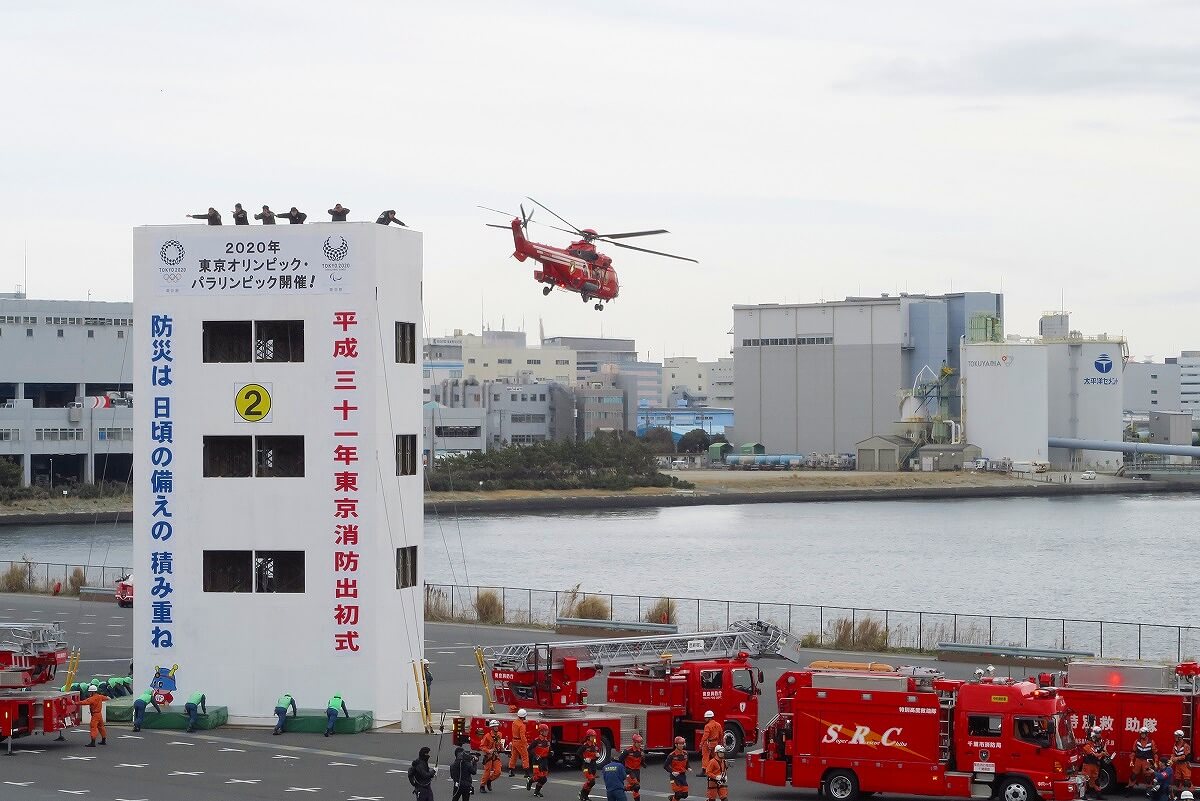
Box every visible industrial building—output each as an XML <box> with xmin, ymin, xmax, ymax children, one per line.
<box><xmin>1124</xmin><ymin>359</ymin><xmax>1182</xmax><ymax>414</ymax></box>
<box><xmin>663</xmin><ymin>356</ymin><xmax>735</xmax><ymax>408</ymax></box>
<box><xmin>132</xmin><ymin>221</ymin><xmax>424</xmax><ymax>726</ymax></box>
<box><xmin>961</xmin><ymin>340</ymin><xmax>1050</xmax><ymax>464</ymax></box>
<box><xmin>542</xmin><ymin>335</ymin><xmax>637</xmax><ymax>375</ymax></box>
<box><xmin>733</xmin><ymin>292</ymin><xmax>1002</xmax><ymax>454</ymax></box>
<box><xmin>1177</xmin><ymin>351</ymin><xmax>1200</xmax><ymax>411</ymax></box>
<box><xmin>423</xmin><ymin>329</ymin><xmax>575</xmax><ymax>392</ymax></box>
<box><xmin>423</xmin><ymin>403</ymin><xmax>487</xmax><ymax>456</ymax></box>
<box><xmin>635</xmin><ymin>403</ymin><xmax>734</xmax><ymax>442</ymax></box>
<box><xmin>0</xmin><ymin>294</ymin><xmax>134</xmax><ymax>486</ymax></box>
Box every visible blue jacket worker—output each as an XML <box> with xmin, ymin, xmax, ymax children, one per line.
<box><xmin>273</xmin><ymin>693</ymin><xmax>298</xmax><ymax>735</ymax></box>
<box><xmin>184</xmin><ymin>691</ymin><xmax>206</xmax><ymax>733</ymax></box>
<box><xmin>1149</xmin><ymin>758</ymin><xmax>1174</xmax><ymax>801</ymax></box>
<box><xmin>325</xmin><ymin>693</ymin><xmax>349</xmax><ymax>737</ymax></box>
<box><xmin>602</xmin><ymin>759</ymin><xmax>628</xmax><ymax>801</ymax></box>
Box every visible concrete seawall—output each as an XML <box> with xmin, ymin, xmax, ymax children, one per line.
<box><xmin>425</xmin><ymin>480</ymin><xmax>1196</xmax><ymax>514</ymax></box>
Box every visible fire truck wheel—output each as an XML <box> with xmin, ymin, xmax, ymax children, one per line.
<box><xmin>595</xmin><ymin>733</ymin><xmax>615</xmax><ymax>766</ymax></box>
<box><xmin>1097</xmin><ymin>766</ymin><xmax>1115</xmax><ymax>794</ymax></box>
<box><xmin>722</xmin><ymin>724</ymin><xmax>744</xmax><ymax>757</ymax></box>
<box><xmin>999</xmin><ymin>776</ymin><xmax>1037</xmax><ymax>801</ymax></box>
<box><xmin>824</xmin><ymin>769</ymin><xmax>860</xmax><ymax>801</ymax></box>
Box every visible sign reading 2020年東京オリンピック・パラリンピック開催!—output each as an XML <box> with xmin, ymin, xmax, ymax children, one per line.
<box><xmin>153</xmin><ymin>231</ymin><xmax>354</xmax><ymax>296</ymax></box>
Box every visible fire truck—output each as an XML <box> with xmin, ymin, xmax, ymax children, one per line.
<box><xmin>1048</xmin><ymin>659</ymin><xmax>1200</xmax><ymax>793</ymax></box>
<box><xmin>0</xmin><ymin>622</ymin><xmax>81</xmax><ymax>753</ymax></box>
<box><xmin>453</xmin><ymin>620</ymin><xmax>791</xmax><ymax>764</ymax></box>
<box><xmin>746</xmin><ymin>665</ymin><xmax>1085</xmax><ymax>801</ymax></box>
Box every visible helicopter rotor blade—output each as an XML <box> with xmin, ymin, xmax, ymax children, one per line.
<box><xmin>485</xmin><ymin>223</ymin><xmax>511</xmax><ymax>229</ymax></box>
<box><xmin>525</xmin><ymin>197</ymin><xmax>585</xmax><ymax>235</ymax></box>
<box><xmin>595</xmin><ymin>229</ymin><xmax>670</xmax><ymax>240</ymax></box>
<box><xmin>477</xmin><ymin>205</ymin><xmax>517</xmax><ymax>218</ymax></box>
<box><xmin>598</xmin><ymin>238</ymin><xmax>699</xmax><ymax>263</ymax></box>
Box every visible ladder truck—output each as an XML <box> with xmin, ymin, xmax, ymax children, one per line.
<box><xmin>0</xmin><ymin>622</ymin><xmax>81</xmax><ymax>752</ymax></box>
<box><xmin>1044</xmin><ymin>659</ymin><xmax>1200</xmax><ymax>793</ymax></box>
<box><xmin>747</xmin><ymin>664</ymin><xmax>1085</xmax><ymax>801</ymax></box>
<box><xmin>454</xmin><ymin>620</ymin><xmax>793</xmax><ymax>764</ymax></box>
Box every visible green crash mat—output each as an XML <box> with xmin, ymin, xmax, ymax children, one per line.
<box><xmin>278</xmin><ymin>708</ymin><xmax>373</xmax><ymax>734</ymax></box>
<box><xmin>105</xmin><ymin>699</ymin><xmax>228</xmax><ymax>730</ymax></box>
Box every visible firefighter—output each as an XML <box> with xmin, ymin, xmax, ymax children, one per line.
<box><xmin>273</xmin><ymin>692</ymin><xmax>298</xmax><ymax>735</ymax></box>
<box><xmin>232</xmin><ymin>203</ymin><xmax>249</xmax><ymax>225</ymax></box>
<box><xmin>1131</xmin><ymin>726</ymin><xmax>1158</xmax><ymax>789</ymax></box>
<box><xmin>325</xmin><ymin>692</ymin><xmax>349</xmax><ymax>737</ymax></box>
<box><xmin>81</xmin><ymin>684</ymin><xmax>107</xmax><ymax>747</ymax></box>
<box><xmin>186</xmin><ymin>208</ymin><xmax>221</xmax><ymax>225</ymax></box>
<box><xmin>509</xmin><ymin>708</ymin><xmax>531</xmax><ymax>778</ymax></box>
<box><xmin>1081</xmin><ymin>726</ymin><xmax>1107</xmax><ymax>799</ymax></box>
<box><xmin>328</xmin><ymin>203</ymin><xmax>350</xmax><ymax>222</ymax></box>
<box><xmin>131</xmin><ymin>688</ymin><xmax>161</xmax><ymax>732</ymax></box>
<box><xmin>376</xmin><ymin>209</ymin><xmax>407</xmax><ymax>226</ymax></box>
<box><xmin>665</xmin><ymin>736</ymin><xmax>691</xmax><ymax>800</ymax></box>
<box><xmin>528</xmin><ymin>722</ymin><xmax>552</xmax><ymax>796</ymax></box>
<box><xmin>184</xmin><ymin>691</ymin><xmax>206</xmax><ymax>733</ymax></box>
<box><xmin>577</xmin><ymin>728</ymin><xmax>602</xmax><ymax>801</ymax></box>
<box><xmin>480</xmin><ymin>719</ymin><xmax>503</xmax><ymax>793</ymax></box>
<box><xmin>705</xmin><ymin>744</ymin><xmax>729</xmax><ymax>801</ymax></box>
<box><xmin>618</xmin><ymin>733</ymin><xmax>645</xmax><ymax>801</ymax></box>
<box><xmin>700</xmin><ymin>710</ymin><xmax>722</xmax><ymax>776</ymax></box>
<box><xmin>280</xmin><ymin>206</ymin><xmax>307</xmax><ymax>224</ymax></box>
<box><xmin>1173</xmin><ymin>730</ymin><xmax>1192</xmax><ymax>792</ymax></box>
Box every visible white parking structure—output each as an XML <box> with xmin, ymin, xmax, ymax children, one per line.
<box><xmin>132</xmin><ymin>222</ymin><xmax>424</xmax><ymax>726</ymax></box>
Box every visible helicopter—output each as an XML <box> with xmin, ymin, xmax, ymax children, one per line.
<box><xmin>480</xmin><ymin>197</ymin><xmax>697</xmax><ymax>311</ymax></box>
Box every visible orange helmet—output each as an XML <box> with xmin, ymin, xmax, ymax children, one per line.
<box><xmin>586</xmin><ymin>729</ymin><xmax>597</xmax><ymax>739</ymax></box>
<box><xmin>632</xmin><ymin>734</ymin><xmax>644</xmax><ymax>745</ymax></box>
<box><xmin>538</xmin><ymin>723</ymin><xmax>550</xmax><ymax>736</ymax></box>
<box><xmin>674</xmin><ymin>736</ymin><xmax>686</xmax><ymax>747</ymax></box>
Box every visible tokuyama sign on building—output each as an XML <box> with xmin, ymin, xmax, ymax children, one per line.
<box><xmin>154</xmin><ymin>233</ymin><xmax>354</xmax><ymax>296</ymax></box>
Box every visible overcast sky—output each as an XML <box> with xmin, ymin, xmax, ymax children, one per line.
<box><xmin>3</xmin><ymin>1</ymin><xmax>1198</xmax><ymax>362</ymax></box>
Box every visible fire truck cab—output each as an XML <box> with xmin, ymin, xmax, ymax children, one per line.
<box><xmin>748</xmin><ymin>667</ymin><xmax>1084</xmax><ymax>801</ymax></box>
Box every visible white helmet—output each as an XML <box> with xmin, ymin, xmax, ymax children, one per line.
<box><xmin>1182</xmin><ymin>792</ymin><xmax>1194</xmax><ymax>801</ymax></box>
<box><xmin>88</xmin><ymin>684</ymin><xmax>98</xmax><ymax>692</ymax></box>
<box><xmin>517</xmin><ymin>709</ymin><xmax>527</xmax><ymax>719</ymax></box>
<box><xmin>489</xmin><ymin>719</ymin><xmax>500</xmax><ymax>727</ymax></box>
<box><xmin>704</xmin><ymin>710</ymin><xmax>715</xmax><ymax>719</ymax></box>
<box><xmin>714</xmin><ymin>745</ymin><xmax>725</xmax><ymax>754</ymax></box>
<box><xmin>1140</xmin><ymin>727</ymin><xmax>1150</xmax><ymax>735</ymax></box>
<box><xmin>1177</xmin><ymin>730</ymin><xmax>1186</xmax><ymax>738</ymax></box>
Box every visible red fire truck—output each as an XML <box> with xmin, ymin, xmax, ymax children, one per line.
<box><xmin>453</xmin><ymin>621</ymin><xmax>791</xmax><ymax>764</ymax></box>
<box><xmin>0</xmin><ymin>622</ymin><xmax>81</xmax><ymax>753</ymax></box>
<box><xmin>1049</xmin><ymin>659</ymin><xmax>1200</xmax><ymax>793</ymax></box>
<box><xmin>747</xmin><ymin>665</ymin><xmax>1085</xmax><ymax>801</ymax></box>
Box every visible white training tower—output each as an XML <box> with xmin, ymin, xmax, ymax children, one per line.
<box><xmin>132</xmin><ymin>222</ymin><xmax>424</xmax><ymax>726</ymax></box>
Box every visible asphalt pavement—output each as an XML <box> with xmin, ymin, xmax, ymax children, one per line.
<box><xmin>0</xmin><ymin>592</ymin><xmax>1019</xmax><ymax>801</ymax></box>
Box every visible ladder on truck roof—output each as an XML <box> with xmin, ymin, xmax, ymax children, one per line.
<box><xmin>0</xmin><ymin>622</ymin><xmax>68</xmax><ymax>688</ymax></box>
<box><xmin>483</xmin><ymin>620</ymin><xmax>795</xmax><ymax>672</ymax></box>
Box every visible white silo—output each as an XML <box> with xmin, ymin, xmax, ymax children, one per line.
<box><xmin>961</xmin><ymin>342</ymin><xmax>1049</xmax><ymax>463</ymax></box>
<box><xmin>1046</xmin><ymin>338</ymin><xmax>1126</xmax><ymax>470</ymax></box>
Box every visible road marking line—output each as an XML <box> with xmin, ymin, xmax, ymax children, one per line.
<box><xmin>4</xmin><ymin>781</ymin><xmax>34</xmax><ymax>786</ymax></box>
<box><xmin>115</xmin><ymin>798</ymin><xmax>150</xmax><ymax>800</ymax></box>
<box><xmin>226</xmin><ymin>778</ymin><xmax>261</xmax><ymax>784</ymax></box>
<box><xmin>328</xmin><ymin>761</ymin><xmax>358</xmax><ymax>766</ymax></box>
<box><xmin>273</xmin><ymin>755</ymin><xmax>300</xmax><ymax>760</ymax></box>
<box><xmin>57</xmin><ymin>791</ymin><xmax>89</xmax><ymax>796</ymax></box>
<box><xmin>115</xmin><ymin>763</ymin><xmax>147</xmax><ymax>768</ymax></box>
<box><xmin>118</xmin><ymin>735</ymin><xmax>143</xmax><ymax>740</ymax></box>
<box><xmin>167</xmin><ymin>741</ymin><xmax>195</xmax><ymax>746</ymax></box>
<box><xmin>194</xmin><ymin>733</ymin><xmax>410</xmax><ymax>765</ymax></box>
<box><xmin>168</xmin><ymin>771</ymin><xmax>203</xmax><ymax>776</ymax></box>
<box><xmin>15</xmin><ymin>749</ymin><xmax>44</xmax><ymax>754</ymax></box>
<box><xmin>61</xmin><ymin>755</ymin><xmax>95</xmax><ymax>761</ymax></box>
<box><xmin>105</xmin><ymin>634</ymin><xmax>123</xmax><ymax>637</ymax></box>
<box><xmin>347</xmin><ymin>797</ymin><xmax>384</xmax><ymax>800</ymax></box>
<box><xmin>218</xmin><ymin>747</ymin><xmax>245</xmax><ymax>752</ymax></box>
<box><xmin>284</xmin><ymin>788</ymin><xmax>321</xmax><ymax>793</ymax></box>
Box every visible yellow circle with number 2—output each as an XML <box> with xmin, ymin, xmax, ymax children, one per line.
<box><xmin>235</xmin><ymin>383</ymin><xmax>272</xmax><ymax>422</ymax></box>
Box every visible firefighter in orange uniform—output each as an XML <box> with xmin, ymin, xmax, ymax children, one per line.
<box><xmin>1130</xmin><ymin>727</ymin><xmax>1158</xmax><ymax>789</ymax></box>
<box><xmin>619</xmin><ymin>733</ymin><xmax>646</xmax><ymax>801</ymax></box>
<box><xmin>665</xmin><ymin>736</ymin><xmax>691</xmax><ymax>800</ymax></box>
<box><xmin>705</xmin><ymin>744</ymin><xmax>729</xmax><ymax>801</ymax></box>
<box><xmin>1081</xmin><ymin>726</ymin><xmax>1107</xmax><ymax>799</ymax></box>
<box><xmin>528</xmin><ymin>723</ymin><xmax>552</xmax><ymax>797</ymax></box>
<box><xmin>700</xmin><ymin>710</ymin><xmax>722</xmax><ymax>776</ymax></box>
<box><xmin>1173</xmin><ymin>729</ymin><xmax>1192</xmax><ymax>792</ymax></box>
<box><xmin>480</xmin><ymin>719</ymin><xmax>503</xmax><ymax>793</ymax></box>
<box><xmin>577</xmin><ymin>729</ymin><xmax>602</xmax><ymax>801</ymax></box>
<box><xmin>81</xmin><ymin>684</ymin><xmax>108</xmax><ymax>747</ymax></box>
<box><xmin>509</xmin><ymin>708</ymin><xmax>531</xmax><ymax>778</ymax></box>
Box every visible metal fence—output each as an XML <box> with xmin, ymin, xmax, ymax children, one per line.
<box><xmin>0</xmin><ymin>561</ymin><xmax>131</xmax><ymax>593</ymax></box>
<box><xmin>425</xmin><ymin>582</ymin><xmax>1200</xmax><ymax>663</ymax></box>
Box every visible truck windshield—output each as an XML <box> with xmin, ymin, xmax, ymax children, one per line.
<box><xmin>1015</xmin><ymin>716</ymin><xmax>1052</xmax><ymax>747</ymax></box>
<box><xmin>1053</xmin><ymin>714</ymin><xmax>1076</xmax><ymax>750</ymax></box>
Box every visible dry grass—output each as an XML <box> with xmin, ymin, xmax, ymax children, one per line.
<box><xmin>474</xmin><ymin>589</ymin><xmax>505</xmax><ymax>624</ymax></box>
<box><xmin>829</xmin><ymin>617</ymin><xmax>890</xmax><ymax>651</ymax></box>
<box><xmin>67</xmin><ymin>567</ymin><xmax>87</xmax><ymax>596</ymax></box>
<box><xmin>0</xmin><ymin>562</ymin><xmax>31</xmax><ymax>593</ymax></box>
<box><xmin>560</xmin><ymin>583</ymin><xmax>611</xmax><ymax>621</ymax></box>
<box><xmin>424</xmin><ymin>586</ymin><xmax>454</xmax><ymax>622</ymax></box>
<box><xmin>643</xmin><ymin>597</ymin><xmax>677</xmax><ymax>624</ymax></box>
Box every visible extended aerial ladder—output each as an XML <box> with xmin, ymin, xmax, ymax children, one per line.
<box><xmin>0</xmin><ymin>622</ymin><xmax>69</xmax><ymax>687</ymax></box>
<box><xmin>479</xmin><ymin>620</ymin><xmax>796</xmax><ymax>710</ymax></box>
